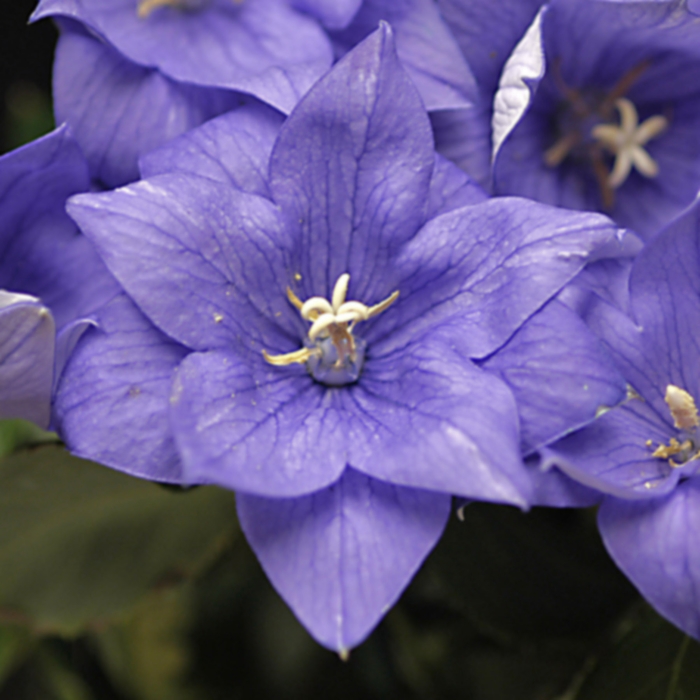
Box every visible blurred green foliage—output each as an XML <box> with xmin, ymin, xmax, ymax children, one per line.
<box><xmin>3</xmin><ymin>82</ymin><xmax>55</xmax><ymax>152</ymax></box>
<box><xmin>0</xmin><ymin>421</ymin><xmax>697</xmax><ymax>698</ymax></box>
<box><xmin>0</xmin><ymin>441</ymin><xmax>237</xmax><ymax>636</ymax></box>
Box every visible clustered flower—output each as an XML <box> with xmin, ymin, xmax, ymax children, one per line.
<box><xmin>5</xmin><ymin>0</ymin><xmax>700</xmax><ymax>653</ymax></box>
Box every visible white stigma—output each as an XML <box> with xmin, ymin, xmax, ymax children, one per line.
<box><xmin>591</xmin><ymin>98</ymin><xmax>668</xmax><ymax>188</ymax></box>
<box><xmin>263</xmin><ymin>274</ymin><xmax>399</xmax><ymax>368</ymax></box>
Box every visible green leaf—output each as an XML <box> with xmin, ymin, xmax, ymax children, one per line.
<box><xmin>0</xmin><ymin>420</ymin><xmax>57</xmax><ymax>459</ymax></box>
<box><xmin>93</xmin><ymin>585</ymin><xmax>201</xmax><ymax>700</ymax></box>
<box><xmin>0</xmin><ymin>446</ymin><xmax>237</xmax><ymax>636</ymax></box>
<box><xmin>4</xmin><ymin>82</ymin><xmax>55</xmax><ymax>152</ymax></box>
<box><xmin>0</xmin><ymin>626</ymin><xmax>33</xmax><ymax>687</ymax></box>
<box><xmin>35</xmin><ymin>647</ymin><xmax>94</xmax><ymax>700</ymax></box>
<box><xmin>573</xmin><ymin>604</ymin><xmax>700</xmax><ymax>700</ymax></box>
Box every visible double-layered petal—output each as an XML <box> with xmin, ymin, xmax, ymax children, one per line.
<box><xmin>64</xmin><ymin>26</ymin><xmax>625</xmax><ymax>650</ymax></box>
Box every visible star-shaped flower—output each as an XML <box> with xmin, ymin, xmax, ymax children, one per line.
<box><xmin>60</xmin><ymin>25</ymin><xmax>624</xmax><ymax>650</ymax></box>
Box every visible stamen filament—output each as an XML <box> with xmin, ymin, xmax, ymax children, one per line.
<box><xmin>286</xmin><ymin>287</ymin><xmax>304</xmax><ymax>312</ymax></box>
<box><xmin>599</xmin><ymin>60</ymin><xmax>650</xmax><ymax>114</ymax></box>
<box><xmin>262</xmin><ymin>347</ymin><xmax>315</xmax><ymax>366</ymax></box>
<box><xmin>137</xmin><ymin>0</ymin><xmax>177</xmax><ymax>17</ymax></box>
<box><xmin>367</xmin><ymin>290</ymin><xmax>400</xmax><ymax>318</ymax></box>
<box><xmin>544</xmin><ymin>131</ymin><xmax>581</xmax><ymax>168</ymax></box>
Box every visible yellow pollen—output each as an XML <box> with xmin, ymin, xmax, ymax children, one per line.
<box><xmin>651</xmin><ymin>437</ymin><xmax>687</xmax><ymax>460</ymax></box>
<box><xmin>263</xmin><ymin>273</ymin><xmax>399</xmax><ymax>368</ymax></box>
<box><xmin>137</xmin><ymin>0</ymin><xmax>226</xmax><ymax>17</ymax></box>
<box><xmin>137</xmin><ymin>0</ymin><xmax>179</xmax><ymax>18</ymax></box>
<box><xmin>665</xmin><ymin>384</ymin><xmax>699</xmax><ymax>430</ymax></box>
<box><xmin>646</xmin><ymin>386</ymin><xmax>700</xmax><ymax>467</ymax></box>
<box><xmin>591</xmin><ymin>98</ymin><xmax>668</xmax><ymax>188</ymax></box>
<box><xmin>262</xmin><ymin>347</ymin><xmax>315</xmax><ymax>366</ymax></box>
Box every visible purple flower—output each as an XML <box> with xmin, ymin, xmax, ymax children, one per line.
<box><xmin>46</xmin><ymin>22</ymin><xmax>248</xmax><ymax>188</ymax></box>
<box><xmin>432</xmin><ymin>0</ymin><xmax>700</xmax><ymax>238</ymax></box>
<box><xmin>30</xmin><ymin>0</ymin><xmax>339</xmax><ymax>187</ymax></box>
<box><xmin>32</xmin><ymin>0</ymin><xmax>478</xmax><ymax>188</ymax></box>
<box><xmin>331</xmin><ymin>0</ymin><xmax>480</xmax><ymax>113</ymax></box>
<box><xmin>489</xmin><ymin>0</ymin><xmax>700</xmax><ymax>239</ymax></box>
<box><xmin>61</xmin><ymin>26</ymin><xmax>624</xmax><ymax>650</ymax></box>
<box><xmin>0</xmin><ymin>126</ymin><xmax>118</xmax><ymax>426</ymax></box>
<box><xmin>32</xmin><ymin>0</ymin><xmax>339</xmax><ymax>113</ymax></box>
<box><xmin>29</xmin><ymin>0</ymin><xmax>475</xmax><ymax>191</ymax></box>
<box><xmin>541</xmin><ymin>198</ymin><xmax>700</xmax><ymax>639</ymax></box>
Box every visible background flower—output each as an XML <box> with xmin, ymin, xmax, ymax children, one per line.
<box><xmin>0</xmin><ymin>125</ymin><xmax>117</xmax><ymax>426</ymax></box>
<box><xmin>491</xmin><ymin>0</ymin><xmax>700</xmax><ymax>239</ymax></box>
<box><xmin>60</xmin><ymin>24</ymin><xmax>627</xmax><ymax>650</ymax></box>
<box><xmin>542</xmin><ymin>199</ymin><xmax>700</xmax><ymax>638</ymax></box>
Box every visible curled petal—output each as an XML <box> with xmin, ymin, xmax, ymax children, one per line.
<box><xmin>0</xmin><ymin>293</ymin><xmax>55</xmax><ymax>428</ymax></box>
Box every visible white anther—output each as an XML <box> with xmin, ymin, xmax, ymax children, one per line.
<box><xmin>591</xmin><ymin>98</ymin><xmax>668</xmax><ymax>188</ymax></box>
<box><xmin>301</xmin><ymin>297</ymin><xmax>333</xmax><ymax>321</ymax></box>
<box><xmin>665</xmin><ymin>384</ymin><xmax>700</xmax><ymax>431</ymax></box>
<box><xmin>331</xmin><ymin>273</ymin><xmax>350</xmax><ymax>312</ymax></box>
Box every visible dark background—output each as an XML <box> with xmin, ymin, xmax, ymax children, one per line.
<box><xmin>1</xmin><ymin>0</ymin><xmax>55</xmax><ymax>153</ymax></box>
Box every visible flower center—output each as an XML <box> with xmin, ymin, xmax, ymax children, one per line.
<box><xmin>646</xmin><ymin>384</ymin><xmax>700</xmax><ymax>467</ymax></box>
<box><xmin>263</xmin><ymin>274</ymin><xmax>399</xmax><ymax>387</ymax></box>
<box><xmin>543</xmin><ymin>60</ymin><xmax>668</xmax><ymax>209</ymax></box>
